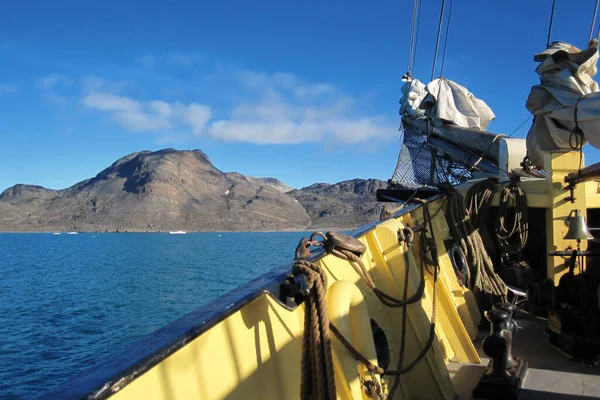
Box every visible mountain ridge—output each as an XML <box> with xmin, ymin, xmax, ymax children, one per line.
<box><xmin>0</xmin><ymin>149</ymin><xmax>385</xmax><ymax>232</ymax></box>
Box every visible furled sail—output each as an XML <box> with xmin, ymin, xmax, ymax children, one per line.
<box><xmin>400</xmin><ymin>77</ymin><xmax>496</xmax><ymax>130</ymax></box>
<box><xmin>393</xmin><ymin>77</ymin><xmax>498</xmax><ymax>189</ymax></box>
<box><xmin>526</xmin><ymin>40</ymin><xmax>600</xmax><ymax>168</ymax></box>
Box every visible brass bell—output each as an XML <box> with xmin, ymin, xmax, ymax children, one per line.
<box><xmin>564</xmin><ymin>209</ymin><xmax>594</xmax><ymax>240</ymax></box>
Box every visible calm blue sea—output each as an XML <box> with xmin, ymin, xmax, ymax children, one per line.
<box><xmin>0</xmin><ymin>232</ymin><xmax>309</xmax><ymax>399</ymax></box>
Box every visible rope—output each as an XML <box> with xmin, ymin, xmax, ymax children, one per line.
<box><xmin>335</xmin><ymin>246</ymin><xmax>426</xmax><ymax>308</ymax></box>
<box><xmin>465</xmin><ymin>178</ymin><xmax>495</xmax><ymax>228</ymax></box>
<box><xmin>293</xmin><ymin>259</ymin><xmax>336</xmax><ymax>400</ymax></box>
<box><xmin>439</xmin><ymin>0</ymin><xmax>454</xmax><ymax>77</ymax></box>
<box><xmin>591</xmin><ymin>0</ymin><xmax>600</xmax><ymax>44</ymax></box>
<box><xmin>514</xmin><ymin>306</ymin><xmax>549</xmax><ymax>321</ymax></box>
<box><xmin>327</xmin><ymin>201</ymin><xmax>440</xmax><ymax>381</ymax></box>
<box><xmin>570</xmin><ymin>97</ymin><xmax>585</xmax><ymax>181</ymax></box>
<box><xmin>431</xmin><ymin>0</ymin><xmax>446</xmax><ymax>81</ymax></box>
<box><xmin>446</xmin><ymin>187</ymin><xmax>508</xmax><ymax>302</ymax></box>
<box><xmin>546</xmin><ymin>0</ymin><xmax>557</xmax><ymax>48</ymax></box>
<box><xmin>496</xmin><ymin>179</ymin><xmax>529</xmax><ymax>257</ymax></box>
<box><xmin>412</xmin><ymin>0</ymin><xmax>423</xmax><ymax>75</ymax></box>
<box><xmin>406</xmin><ymin>0</ymin><xmax>419</xmax><ymax>76</ymax></box>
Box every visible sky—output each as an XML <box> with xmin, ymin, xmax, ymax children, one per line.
<box><xmin>2</xmin><ymin>0</ymin><xmax>600</xmax><ymax>192</ymax></box>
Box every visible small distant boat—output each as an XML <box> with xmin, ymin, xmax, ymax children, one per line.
<box><xmin>67</xmin><ymin>232</ymin><xmax>78</xmax><ymax>235</ymax></box>
<box><xmin>169</xmin><ymin>230</ymin><xmax>186</xmax><ymax>235</ymax></box>
<box><xmin>53</xmin><ymin>232</ymin><xmax>61</xmax><ymax>235</ymax></box>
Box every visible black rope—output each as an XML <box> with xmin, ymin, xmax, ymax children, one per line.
<box><xmin>431</xmin><ymin>0</ymin><xmax>446</xmax><ymax>81</ymax></box>
<box><xmin>439</xmin><ymin>0</ymin><xmax>454</xmax><ymax>77</ymax></box>
<box><xmin>546</xmin><ymin>0</ymin><xmax>557</xmax><ymax>48</ymax></box>
<box><xmin>591</xmin><ymin>0</ymin><xmax>600</xmax><ymax>44</ymax></box>
<box><xmin>570</xmin><ymin>97</ymin><xmax>585</xmax><ymax>180</ymax></box>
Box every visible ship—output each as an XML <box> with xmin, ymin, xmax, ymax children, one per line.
<box><xmin>40</xmin><ymin>3</ymin><xmax>600</xmax><ymax>400</ymax></box>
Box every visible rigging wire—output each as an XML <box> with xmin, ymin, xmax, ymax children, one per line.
<box><xmin>431</xmin><ymin>0</ymin><xmax>446</xmax><ymax>81</ymax></box>
<box><xmin>411</xmin><ymin>0</ymin><xmax>423</xmax><ymax>75</ymax></box>
<box><xmin>406</xmin><ymin>0</ymin><xmax>419</xmax><ymax>75</ymax></box>
<box><xmin>546</xmin><ymin>0</ymin><xmax>557</xmax><ymax>48</ymax></box>
<box><xmin>439</xmin><ymin>0</ymin><xmax>454</xmax><ymax>77</ymax></box>
<box><xmin>591</xmin><ymin>0</ymin><xmax>600</xmax><ymax>43</ymax></box>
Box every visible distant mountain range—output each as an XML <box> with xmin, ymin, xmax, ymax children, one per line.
<box><xmin>0</xmin><ymin>149</ymin><xmax>387</xmax><ymax>232</ymax></box>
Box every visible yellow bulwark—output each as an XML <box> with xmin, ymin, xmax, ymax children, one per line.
<box><xmin>46</xmin><ymin>150</ymin><xmax>599</xmax><ymax>399</ymax></box>
<box><xmin>107</xmin><ymin>197</ymin><xmax>481</xmax><ymax>400</ymax></box>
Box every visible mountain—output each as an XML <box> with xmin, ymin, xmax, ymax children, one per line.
<box><xmin>289</xmin><ymin>179</ymin><xmax>387</xmax><ymax>229</ymax></box>
<box><xmin>0</xmin><ymin>149</ymin><xmax>386</xmax><ymax>232</ymax></box>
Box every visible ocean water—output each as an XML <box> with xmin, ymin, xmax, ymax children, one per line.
<box><xmin>0</xmin><ymin>232</ymin><xmax>308</xmax><ymax>399</ymax></box>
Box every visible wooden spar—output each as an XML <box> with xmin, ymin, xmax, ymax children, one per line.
<box><xmin>403</xmin><ymin>115</ymin><xmax>504</xmax><ymax>163</ymax></box>
<box><xmin>428</xmin><ymin>136</ymin><xmax>498</xmax><ymax>175</ymax></box>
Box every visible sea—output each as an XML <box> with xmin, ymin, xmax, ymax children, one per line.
<box><xmin>0</xmin><ymin>232</ymin><xmax>309</xmax><ymax>399</ymax></box>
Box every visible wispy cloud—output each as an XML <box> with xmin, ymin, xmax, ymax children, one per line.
<box><xmin>37</xmin><ymin>74</ymin><xmax>74</xmax><ymax>107</ymax></box>
<box><xmin>38</xmin><ymin>74</ymin><xmax>72</xmax><ymax>90</ymax></box>
<box><xmin>83</xmin><ymin>91</ymin><xmax>212</xmax><ymax>134</ymax></box>
<box><xmin>35</xmin><ymin>58</ymin><xmax>393</xmax><ymax>145</ymax></box>
<box><xmin>205</xmin><ymin>70</ymin><xmax>393</xmax><ymax>144</ymax></box>
<box><xmin>0</xmin><ymin>83</ymin><xmax>18</xmax><ymax>95</ymax></box>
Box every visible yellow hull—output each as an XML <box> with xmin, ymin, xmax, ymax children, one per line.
<box><xmin>43</xmin><ymin>151</ymin><xmax>600</xmax><ymax>399</ymax></box>
<box><xmin>107</xmin><ymin>198</ymin><xmax>481</xmax><ymax>400</ymax></box>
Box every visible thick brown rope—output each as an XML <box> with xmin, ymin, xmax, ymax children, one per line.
<box><xmin>448</xmin><ymin>187</ymin><xmax>508</xmax><ymax>301</ymax></box>
<box><xmin>334</xmin><ymin>246</ymin><xmax>426</xmax><ymax>309</ymax></box>
<box><xmin>293</xmin><ymin>260</ymin><xmax>336</xmax><ymax>400</ymax></box>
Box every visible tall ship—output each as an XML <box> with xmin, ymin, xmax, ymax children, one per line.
<box><xmin>41</xmin><ymin>2</ymin><xmax>600</xmax><ymax>399</ymax></box>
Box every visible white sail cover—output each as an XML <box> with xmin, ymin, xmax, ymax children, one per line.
<box><xmin>526</xmin><ymin>40</ymin><xmax>600</xmax><ymax>168</ymax></box>
<box><xmin>400</xmin><ymin>77</ymin><xmax>495</xmax><ymax>130</ymax></box>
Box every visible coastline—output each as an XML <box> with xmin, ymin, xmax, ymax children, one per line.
<box><xmin>0</xmin><ymin>226</ymin><xmax>359</xmax><ymax>234</ymax></box>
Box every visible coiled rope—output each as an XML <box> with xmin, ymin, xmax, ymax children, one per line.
<box><xmin>447</xmin><ymin>186</ymin><xmax>508</xmax><ymax>301</ymax></box>
<box><xmin>294</xmin><ymin>200</ymin><xmax>444</xmax><ymax>399</ymax></box>
<box><xmin>293</xmin><ymin>259</ymin><xmax>337</xmax><ymax>400</ymax></box>
<box><xmin>496</xmin><ymin>179</ymin><xmax>528</xmax><ymax>257</ymax></box>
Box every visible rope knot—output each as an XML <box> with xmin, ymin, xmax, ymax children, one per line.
<box><xmin>398</xmin><ymin>226</ymin><xmax>414</xmax><ymax>247</ymax></box>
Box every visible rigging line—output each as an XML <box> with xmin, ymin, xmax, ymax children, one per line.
<box><xmin>407</xmin><ymin>0</ymin><xmax>419</xmax><ymax>74</ymax></box>
<box><xmin>591</xmin><ymin>0</ymin><xmax>600</xmax><ymax>43</ymax></box>
<box><xmin>546</xmin><ymin>0</ymin><xmax>557</xmax><ymax>48</ymax></box>
<box><xmin>411</xmin><ymin>0</ymin><xmax>423</xmax><ymax>75</ymax></box>
<box><xmin>439</xmin><ymin>0</ymin><xmax>454</xmax><ymax>77</ymax></box>
<box><xmin>431</xmin><ymin>0</ymin><xmax>446</xmax><ymax>81</ymax></box>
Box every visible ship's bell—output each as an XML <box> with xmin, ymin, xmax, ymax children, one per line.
<box><xmin>564</xmin><ymin>209</ymin><xmax>594</xmax><ymax>240</ymax></box>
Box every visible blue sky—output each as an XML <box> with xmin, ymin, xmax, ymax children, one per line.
<box><xmin>2</xmin><ymin>0</ymin><xmax>600</xmax><ymax>192</ymax></box>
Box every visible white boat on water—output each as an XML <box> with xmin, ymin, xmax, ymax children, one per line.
<box><xmin>169</xmin><ymin>230</ymin><xmax>186</xmax><ymax>235</ymax></box>
<box><xmin>53</xmin><ymin>232</ymin><xmax>61</xmax><ymax>235</ymax></box>
<box><xmin>67</xmin><ymin>232</ymin><xmax>78</xmax><ymax>235</ymax></box>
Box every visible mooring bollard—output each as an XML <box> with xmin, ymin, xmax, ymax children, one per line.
<box><xmin>473</xmin><ymin>304</ymin><xmax>528</xmax><ymax>400</ymax></box>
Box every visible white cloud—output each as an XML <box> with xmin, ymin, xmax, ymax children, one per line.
<box><xmin>0</xmin><ymin>83</ymin><xmax>17</xmax><ymax>94</ymax></box>
<box><xmin>74</xmin><ymin>66</ymin><xmax>392</xmax><ymax>144</ymax></box>
<box><xmin>82</xmin><ymin>91</ymin><xmax>212</xmax><ymax>135</ymax></box>
<box><xmin>204</xmin><ymin>70</ymin><xmax>394</xmax><ymax>144</ymax></box>
<box><xmin>148</xmin><ymin>100</ymin><xmax>172</xmax><ymax>116</ymax></box>
<box><xmin>184</xmin><ymin>104</ymin><xmax>212</xmax><ymax>134</ymax></box>
<box><xmin>83</xmin><ymin>92</ymin><xmax>140</xmax><ymax>112</ymax></box>
<box><xmin>114</xmin><ymin>111</ymin><xmax>171</xmax><ymax>132</ymax></box>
